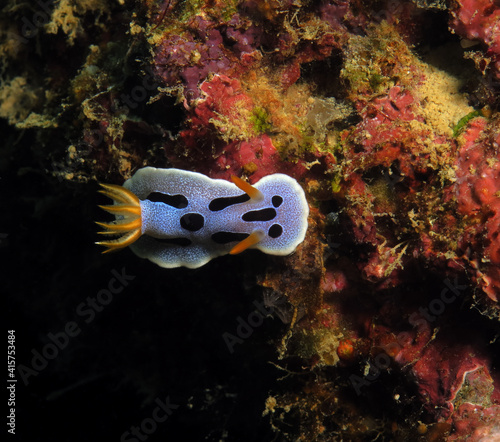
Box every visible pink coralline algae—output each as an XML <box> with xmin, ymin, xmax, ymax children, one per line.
<box><xmin>450</xmin><ymin>403</ymin><xmax>500</xmax><ymax>441</ymax></box>
<box><xmin>180</xmin><ymin>74</ymin><xmax>255</xmax><ymax>147</ymax></box>
<box><xmin>154</xmin><ymin>15</ymin><xmax>263</xmax><ymax>101</ymax></box>
<box><xmin>167</xmin><ymin>74</ymin><xmax>309</xmax><ymax>181</ymax></box>
<box><xmin>454</xmin><ymin>116</ymin><xmax>500</xmax><ymax>301</ymax></box>
<box><xmin>380</xmin><ymin>322</ymin><xmax>494</xmax><ymax>418</ymax></box>
<box><xmin>343</xmin><ymin>85</ymin><xmax>446</xmax><ymax>184</ymax></box>
<box><xmin>335</xmin><ymin>81</ymin><xmax>455</xmax><ymax>286</ymax></box>
<box><xmin>208</xmin><ymin>135</ymin><xmax>307</xmax><ymax>183</ymax></box>
<box><xmin>450</xmin><ymin>0</ymin><xmax>500</xmax><ymax>79</ymax></box>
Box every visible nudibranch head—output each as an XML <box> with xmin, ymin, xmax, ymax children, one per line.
<box><xmin>97</xmin><ymin>167</ymin><xmax>309</xmax><ymax>268</ymax></box>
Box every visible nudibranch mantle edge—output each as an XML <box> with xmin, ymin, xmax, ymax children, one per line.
<box><xmin>97</xmin><ymin>167</ymin><xmax>309</xmax><ymax>269</ymax></box>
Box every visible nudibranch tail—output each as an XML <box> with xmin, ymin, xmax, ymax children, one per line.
<box><xmin>230</xmin><ymin>175</ymin><xmax>264</xmax><ymax>201</ymax></box>
<box><xmin>229</xmin><ymin>230</ymin><xmax>265</xmax><ymax>255</ymax></box>
<box><xmin>96</xmin><ymin>183</ymin><xmax>142</xmax><ymax>253</ymax></box>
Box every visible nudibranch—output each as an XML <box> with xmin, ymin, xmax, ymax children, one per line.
<box><xmin>96</xmin><ymin>167</ymin><xmax>309</xmax><ymax>268</ymax></box>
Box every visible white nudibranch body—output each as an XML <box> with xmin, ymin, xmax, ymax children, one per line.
<box><xmin>97</xmin><ymin>167</ymin><xmax>309</xmax><ymax>268</ymax></box>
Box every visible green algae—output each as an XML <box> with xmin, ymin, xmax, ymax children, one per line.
<box><xmin>341</xmin><ymin>22</ymin><xmax>417</xmax><ymax>98</ymax></box>
<box><xmin>178</xmin><ymin>0</ymin><xmax>239</xmax><ymax>23</ymax></box>
<box><xmin>250</xmin><ymin>106</ymin><xmax>272</xmax><ymax>134</ymax></box>
<box><xmin>452</xmin><ymin>110</ymin><xmax>483</xmax><ymax>137</ymax></box>
<box><xmin>331</xmin><ymin>175</ymin><xmax>342</xmax><ymax>193</ymax></box>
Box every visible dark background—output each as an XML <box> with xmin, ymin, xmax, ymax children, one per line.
<box><xmin>3</xmin><ymin>127</ymin><xmax>286</xmax><ymax>441</ymax></box>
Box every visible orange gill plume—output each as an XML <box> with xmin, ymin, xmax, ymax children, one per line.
<box><xmin>95</xmin><ymin>183</ymin><xmax>142</xmax><ymax>253</ymax></box>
